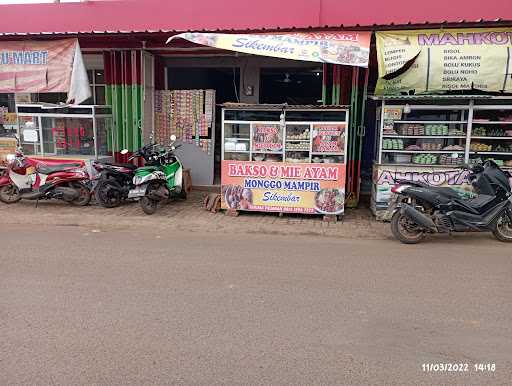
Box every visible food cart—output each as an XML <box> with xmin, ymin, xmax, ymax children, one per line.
<box><xmin>371</xmin><ymin>95</ymin><xmax>512</xmax><ymax>219</ymax></box>
<box><xmin>221</xmin><ymin>104</ymin><xmax>349</xmax><ymax>217</ymax></box>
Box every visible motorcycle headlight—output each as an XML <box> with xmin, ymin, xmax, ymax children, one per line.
<box><xmin>6</xmin><ymin>154</ymin><xmax>15</xmax><ymax>162</ymax></box>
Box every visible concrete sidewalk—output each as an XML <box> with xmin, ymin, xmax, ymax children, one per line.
<box><xmin>1</xmin><ymin>191</ymin><xmax>390</xmax><ymax>239</ymax></box>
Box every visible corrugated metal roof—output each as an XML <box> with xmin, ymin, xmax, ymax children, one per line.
<box><xmin>0</xmin><ymin>0</ymin><xmax>510</xmax><ymax>37</ymax></box>
<box><xmin>0</xmin><ymin>21</ymin><xmax>511</xmax><ymax>38</ymax></box>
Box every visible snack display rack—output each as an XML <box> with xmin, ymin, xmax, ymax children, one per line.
<box><xmin>220</xmin><ymin>104</ymin><xmax>350</xmax><ymax>216</ymax></box>
<box><xmin>371</xmin><ymin>95</ymin><xmax>512</xmax><ymax>218</ymax></box>
<box><xmin>154</xmin><ymin>89</ymin><xmax>216</xmax><ymax>185</ymax></box>
<box><xmin>154</xmin><ymin>89</ymin><xmax>214</xmax><ymax>155</ymax></box>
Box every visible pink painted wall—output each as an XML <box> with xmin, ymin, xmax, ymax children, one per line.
<box><xmin>0</xmin><ymin>0</ymin><xmax>510</xmax><ymax>35</ymax></box>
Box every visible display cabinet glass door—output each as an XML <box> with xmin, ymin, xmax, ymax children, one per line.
<box><xmin>19</xmin><ymin>117</ymin><xmax>41</xmax><ymax>155</ymax></box>
<box><xmin>40</xmin><ymin>117</ymin><xmax>96</xmax><ymax>156</ymax></box>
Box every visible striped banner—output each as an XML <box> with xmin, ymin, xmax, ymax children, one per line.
<box><xmin>0</xmin><ymin>38</ymin><xmax>90</xmax><ymax>103</ymax></box>
<box><xmin>104</xmin><ymin>50</ymin><xmax>143</xmax><ymax>157</ymax></box>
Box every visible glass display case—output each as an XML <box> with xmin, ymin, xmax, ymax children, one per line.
<box><xmin>222</xmin><ymin>106</ymin><xmax>348</xmax><ymax>164</ymax></box>
<box><xmin>371</xmin><ymin>96</ymin><xmax>512</xmax><ymax>218</ymax></box>
<box><xmin>15</xmin><ymin>104</ymin><xmax>113</xmax><ymax>159</ymax></box>
<box><xmin>221</xmin><ymin>104</ymin><xmax>349</xmax><ymax>216</ymax></box>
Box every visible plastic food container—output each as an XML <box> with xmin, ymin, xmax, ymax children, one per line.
<box><xmin>393</xmin><ymin>154</ymin><xmax>412</xmax><ymax>163</ymax></box>
<box><xmin>225</xmin><ymin>142</ymin><xmax>236</xmax><ymax>151</ymax></box>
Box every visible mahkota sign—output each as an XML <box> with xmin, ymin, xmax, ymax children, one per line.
<box><xmin>372</xmin><ymin>164</ymin><xmax>512</xmax><ymax>206</ymax></box>
<box><xmin>375</xmin><ymin>28</ymin><xmax>512</xmax><ymax>94</ymax></box>
<box><xmin>221</xmin><ymin>160</ymin><xmax>346</xmax><ymax>215</ymax></box>
<box><xmin>0</xmin><ymin>39</ymin><xmax>90</xmax><ymax>104</ymax></box>
<box><xmin>168</xmin><ymin>31</ymin><xmax>371</xmax><ymax>67</ymax></box>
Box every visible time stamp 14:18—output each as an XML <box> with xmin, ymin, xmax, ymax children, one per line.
<box><xmin>422</xmin><ymin>363</ymin><xmax>496</xmax><ymax>373</ymax></box>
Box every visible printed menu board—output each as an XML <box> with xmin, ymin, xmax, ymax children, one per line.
<box><xmin>375</xmin><ymin>28</ymin><xmax>512</xmax><ymax>94</ymax></box>
<box><xmin>312</xmin><ymin>124</ymin><xmax>345</xmax><ymax>153</ymax></box>
<box><xmin>252</xmin><ymin>124</ymin><xmax>283</xmax><ymax>152</ymax></box>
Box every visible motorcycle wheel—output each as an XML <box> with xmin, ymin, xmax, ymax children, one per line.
<box><xmin>95</xmin><ymin>180</ymin><xmax>123</xmax><ymax>208</ymax></box>
<box><xmin>0</xmin><ymin>184</ymin><xmax>21</xmax><ymax>204</ymax></box>
<box><xmin>390</xmin><ymin>211</ymin><xmax>426</xmax><ymax>244</ymax></box>
<box><xmin>140</xmin><ymin>196</ymin><xmax>158</xmax><ymax>215</ymax></box>
<box><xmin>492</xmin><ymin>213</ymin><xmax>512</xmax><ymax>242</ymax></box>
<box><xmin>69</xmin><ymin>182</ymin><xmax>91</xmax><ymax>206</ymax></box>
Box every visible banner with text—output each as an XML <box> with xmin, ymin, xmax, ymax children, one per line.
<box><xmin>252</xmin><ymin>124</ymin><xmax>283</xmax><ymax>152</ymax></box>
<box><xmin>373</xmin><ymin>164</ymin><xmax>512</xmax><ymax>206</ymax></box>
<box><xmin>168</xmin><ymin>31</ymin><xmax>371</xmax><ymax>67</ymax></box>
<box><xmin>221</xmin><ymin>161</ymin><xmax>346</xmax><ymax>215</ymax></box>
<box><xmin>375</xmin><ymin>28</ymin><xmax>512</xmax><ymax>94</ymax></box>
<box><xmin>0</xmin><ymin>39</ymin><xmax>90</xmax><ymax>104</ymax></box>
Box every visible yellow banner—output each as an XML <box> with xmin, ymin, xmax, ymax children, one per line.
<box><xmin>375</xmin><ymin>28</ymin><xmax>512</xmax><ymax>94</ymax></box>
<box><xmin>168</xmin><ymin>31</ymin><xmax>371</xmax><ymax>67</ymax></box>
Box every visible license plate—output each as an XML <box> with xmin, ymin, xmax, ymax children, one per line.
<box><xmin>128</xmin><ymin>185</ymin><xmax>147</xmax><ymax>198</ymax></box>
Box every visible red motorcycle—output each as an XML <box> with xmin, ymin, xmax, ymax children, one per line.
<box><xmin>0</xmin><ymin>145</ymin><xmax>91</xmax><ymax>206</ymax></box>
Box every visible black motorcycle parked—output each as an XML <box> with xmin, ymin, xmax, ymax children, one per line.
<box><xmin>92</xmin><ymin>143</ymin><xmax>159</xmax><ymax>208</ymax></box>
<box><xmin>92</xmin><ymin>162</ymin><xmax>137</xmax><ymax>208</ymax></box>
<box><xmin>389</xmin><ymin>160</ymin><xmax>512</xmax><ymax>244</ymax></box>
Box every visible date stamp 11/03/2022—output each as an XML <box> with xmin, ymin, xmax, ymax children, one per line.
<box><xmin>422</xmin><ymin>363</ymin><xmax>496</xmax><ymax>373</ymax></box>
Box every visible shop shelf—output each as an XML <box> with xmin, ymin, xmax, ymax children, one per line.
<box><xmin>225</xmin><ymin>137</ymin><xmax>250</xmax><ymax>141</ymax></box>
<box><xmin>310</xmin><ymin>152</ymin><xmax>345</xmax><ymax>155</ymax></box>
<box><xmin>252</xmin><ymin>151</ymin><xmax>283</xmax><ymax>154</ymax></box>
<box><xmin>285</xmin><ymin>139</ymin><xmax>310</xmax><ymax>142</ymax></box>
<box><xmin>382</xmin><ymin>135</ymin><xmax>466</xmax><ymax>138</ymax></box>
<box><xmin>381</xmin><ymin>150</ymin><xmax>465</xmax><ymax>153</ymax></box>
<box><xmin>469</xmin><ymin>151</ymin><xmax>512</xmax><ymax>155</ymax></box>
<box><xmin>472</xmin><ymin>121</ymin><xmax>512</xmax><ymax>124</ymax></box>
<box><xmin>380</xmin><ymin>163</ymin><xmax>461</xmax><ymax>168</ymax></box>
<box><xmin>224</xmin><ymin>150</ymin><xmax>250</xmax><ymax>153</ymax></box>
<box><xmin>393</xmin><ymin>120</ymin><xmax>467</xmax><ymax>124</ymax></box>
<box><xmin>471</xmin><ymin>136</ymin><xmax>512</xmax><ymax>140</ymax></box>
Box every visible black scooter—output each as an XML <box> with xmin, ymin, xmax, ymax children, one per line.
<box><xmin>388</xmin><ymin>160</ymin><xmax>512</xmax><ymax>244</ymax></box>
<box><xmin>92</xmin><ymin>144</ymin><xmax>159</xmax><ymax>208</ymax></box>
<box><xmin>92</xmin><ymin>161</ymin><xmax>137</xmax><ymax>208</ymax></box>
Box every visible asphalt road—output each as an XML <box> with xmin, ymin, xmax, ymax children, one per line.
<box><xmin>1</xmin><ymin>225</ymin><xmax>511</xmax><ymax>386</ymax></box>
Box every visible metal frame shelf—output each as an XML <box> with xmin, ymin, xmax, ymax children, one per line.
<box><xmin>376</xmin><ymin>98</ymin><xmax>512</xmax><ymax>167</ymax></box>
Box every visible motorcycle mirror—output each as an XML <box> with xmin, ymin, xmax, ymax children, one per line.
<box><xmin>120</xmin><ymin>149</ymin><xmax>129</xmax><ymax>155</ymax></box>
<box><xmin>170</xmin><ymin>134</ymin><xmax>177</xmax><ymax>142</ymax></box>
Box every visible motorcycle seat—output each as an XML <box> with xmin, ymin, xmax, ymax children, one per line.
<box><xmin>397</xmin><ymin>180</ymin><xmax>462</xmax><ymax>199</ymax></box>
<box><xmin>36</xmin><ymin>163</ymin><xmax>82</xmax><ymax>175</ymax></box>
<box><xmin>463</xmin><ymin>194</ymin><xmax>495</xmax><ymax>209</ymax></box>
<box><xmin>104</xmin><ymin>162</ymin><xmax>137</xmax><ymax>170</ymax></box>
<box><xmin>428</xmin><ymin>186</ymin><xmax>461</xmax><ymax>199</ymax></box>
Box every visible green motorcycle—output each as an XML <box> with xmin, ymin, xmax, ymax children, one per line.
<box><xmin>124</xmin><ymin>136</ymin><xmax>186</xmax><ymax>215</ymax></box>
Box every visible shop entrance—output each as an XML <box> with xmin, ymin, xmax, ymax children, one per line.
<box><xmin>166</xmin><ymin>66</ymin><xmax>241</xmax><ymax>184</ymax></box>
<box><xmin>259</xmin><ymin>67</ymin><xmax>323</xmax><ymax>105</ymax></box>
